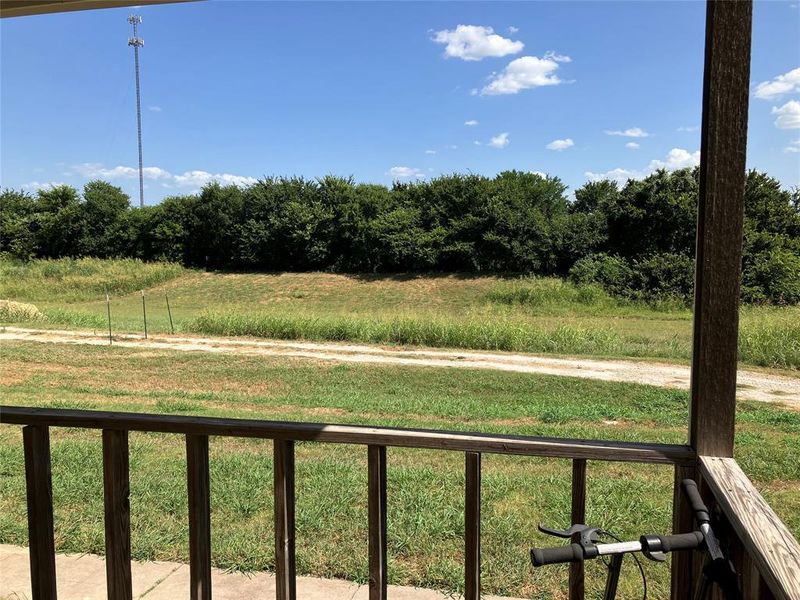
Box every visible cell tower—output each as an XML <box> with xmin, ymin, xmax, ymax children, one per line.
<box><xmin>128</xmin><ymin>15</ymin><xmax>145</xmax><ymax>208</ymax></box>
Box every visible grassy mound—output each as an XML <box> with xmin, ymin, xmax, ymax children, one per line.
<box><xmin>0</xmin><ymin>258</ymin><xmax>186</xmax><ymax>303</ymax></box>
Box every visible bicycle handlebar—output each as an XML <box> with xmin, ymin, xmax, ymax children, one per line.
<box><xmin>640</xmin><ymin>531</ymin><xmax>704</xmax><ymax>554</ymax></box>
<box><xmin>530</xmin><ymin>543</ymin><xmax>584</xmax><ymax>566</ymax></box>
<box><xmin>531</xmin><ymin>479</ymin><xmax>711</xmax><ymax>567</ymax></box>
<box><xmin>530</xmin><ymin>531</ymin><xmax>705</xmax><ymax>566</ymax></box>
<box><xmin>681</xmin><ymin>479</ymin><xmax>710</xmax><ymax>525</ymax></box>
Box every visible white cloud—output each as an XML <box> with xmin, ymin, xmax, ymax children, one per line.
<box><xmin>73</xmin><ymin>163</ymin><xmax>172</xmax><ymax>180</ymax></box>
<box><xmin>625</xmin><ymin>142</ymin><xmax>640</xmax><ymax>149</ymax></box>
<box><xmin>785</xmin><ymin>139</ymin><xmax>800</xmax><ymax>153</ymax></box>
<box><xmin>677</xmin><ymin>125</ymin><xmax>699</xmax><ymax>132</ymax></box>
<box><xmin>172</xmin><ymin>170</ymin><xmax>258</xmax><ymax>188</ymax></box>
<box><xmin>473</xmin><ymin>140</ymin><xmax>482</xmax><ymax>145</ymax></box>
<box><xmin>488</xmin><ymin>132</ymin><xmax>510</xmax><ymax>148</ymax></box>
<box><xmin>70</xmin><ymin>163</ymin><xmax>257</xmax><ymax>189</ymax></box>
<box><xmin>446</xmin><ymin>144</ymin><xmax>458</xmax><ymax>150</ymax></box>
<box><xmin>754</xmin><ymin>67</ymin><xmax>800</xmax><ymax>100</ymax></box>
<box><xmin>604</xmin><ymin>127</ymin><xmax>650</xmax><ymax>138</ymax></box>
<box><xmin>772</xmin><ymin>100</ymin><xmax>800</xmax><ymax>129</ymax></box>
<box><xmin>585</xmin><ymin>167</ymin><xmax>644</xmax><ymax>185</ymax></box>
<box><xmin>546</xmin><ymin>138</ymin><xmax>574</xmax><ymax>151</ymax></box>
<box><xmin>432</xmin><ymin>25</ymin><xmax>523</xmax><ymax>61</ymax></box>
<box><xmin>507</xmin><ymin>26</ymin><xmax>519</xmax><ymax>34</ymax></box>
<box><xmin>424</xmin><ymin>149</ymin><xmax>437</xmax><ymax>154</ymax></box>
<box><xmin>543</xmin><ymin>51</ymin><xmax>571</xmax><ymax>63</ymax></box>
<box><xmin>480</xmin><ymin>54</ymin><xmax>569</xmax><ymax>96</ymax></box>
<box><xmin>585</xmin><ymin>147</ymin><xmax>700</xmax><ymax>185</ymax></box>
<box><xmin>464</xmin><ymin>119</ymin><xmax>479</xmax><ymax>126</ymax></box>
<box><xmin>148</xmin><ymin>105</ymin><xmax>162</xmax><ymax>112</ymax></box>
<box><xmin>21</xmin><ymin>181</ymin><xmax>66</xmax><ymax>192</ymax></box>
<box><xmin>647</xmin><ymin>148</ymin><xmax>700</xmax><ymax>171</ymax></box>
<box><xmin>387</xmin><ymin>166</ymin><xmax>425</xmax><ymax>179</ymax></box>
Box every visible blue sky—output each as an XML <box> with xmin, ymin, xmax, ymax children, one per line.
<box><xmin>1</xmin><ymin>0</ymin><xmax>798</xmax><ymax>204</ymax></box>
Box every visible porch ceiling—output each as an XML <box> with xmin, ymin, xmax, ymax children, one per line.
<box><xmin>0</xmin><ymin>0</ymin><xmax>194</xmax><ymax>19</ymax></box>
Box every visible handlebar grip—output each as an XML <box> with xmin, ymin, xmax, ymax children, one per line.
<box><xmin>681</xmin><ymin>479</ymin><xmax>710</xmax><ymax>524</ymax></box>
<box><xmin>640</xmin><ymin>531</ymin><xmax>704</xmax><ymax>554</ymax></box>
<box><xmin>530</xmin><ymin>543</ymin><xmax>584</xmax><ymax>567</ymax></box>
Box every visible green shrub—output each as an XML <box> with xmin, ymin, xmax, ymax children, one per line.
<box><xmin>570</xmin><ymin>253</ymin><xmax>694</xmax><ymax>304</ymax></box>
<box><xmin>569</xmin><ymin>254</ymin><xmax>637</xmax><ymax>298</ymax></box>
<box><xmin>1</xmin><ymin>167</ymin><xmax>798</xmax><ymax>305</ymax></box>
<box><xmin>741</xmin><ymin>248</ymin><xmax>800</xmax><ymax>305</ymax></box>
<box><xmin>486</xmin><ymin>277</ymin><xmax>615</xmax><ymax>309</ymax></box>
<box><xmin>634</xmin><ymin>253</ymin><xmax>695</xmax><ymax>304</ymax></box>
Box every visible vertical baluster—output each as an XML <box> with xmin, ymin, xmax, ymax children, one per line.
<box><xmin>103</xmin><ymin>429</ymin><xmax>132</xmax><ymax>600</ymax></box>
<box><xmin>186</xmin><ymin>434</ymin><xmax>212</xmax><ymax>600</ymax></box>
<box><xmin>464</xmin><ymin>452</ymin><xmax>481</xmax><ymax>600</ymax></box>
<box><xmin>670</xmin><ymin>464</ymin><xmax>696</xmax><ymax>599</ymax></box>
<box><xmin>23</xmin><ymin>425</ymin><xmax>57</xmax><ymax>600</ymax></box>
<box><xmin>274</xmin><ymin>440</ymin><xmax>296</xmax><ymax>600</ymax></box>
<box><xmin>570</xmin><ymin>459</ymin><xmax>587</xmax><ymax>600</ymax></box>
<box><xmin>368</xmin><ymin>445</ymin><xmax>388</xmax><ymax>600</ymax></box>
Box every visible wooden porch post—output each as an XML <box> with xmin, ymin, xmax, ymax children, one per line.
<box><xmin>674</xmin><ymin>3</ymin><xmax>752</xmax><ymax>598</ymax></box>
<box><xmin>689</xmin><ymin>0</ymin><xmax>752</xmax><ymax>459</ymax></box>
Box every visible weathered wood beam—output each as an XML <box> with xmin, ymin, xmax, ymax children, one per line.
<box><xmin>700</xmin><ymin>456</ymin><xmax>800</xmax><ymax>600</ymax></box>
<box><xmin>186</xmin><ymin>434</ymin><xmax>212</xmax><ymax>600</ymax></box>
<box><xmin>102</xmin><ymin>429</ymin><xmax>132</xmax><ymax>600</ymax></box>
<box><xmin>569</xmin><ymin>459</ymin><xmax>586</xmax><ymax>600</ymax></box>
<box><xmin>368</xmin><ymin>445</ymin><xmax>388</xmax><ymax>600</ymax></box>
<box><xmin>464</xmin><ymin>452</ymin><xmax>481</xmax><ymax>600</ymax></box>
<box><xmin>690</xmin><ymin>0</ymin><xmax>753</xmax><ymax>458</ymax></box>
<box><xmin>274</xmin><ymin>440</ymin><xmax>296</xmax><ymax>600</ymax></box>
<box><xmin>0</xmin><ymin>406</ymin><xmax>695</xmax><ymax>465</ymax></box>
<box><xmin>23</xmin><ymin>425</ymin><xmax>57</xmax><ymax>600</ymax></box>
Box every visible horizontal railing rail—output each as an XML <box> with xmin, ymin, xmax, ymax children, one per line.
<box><xmin>2</xmin><ymin>405</ymin><xmax>698</xmax><ymax>600</ymax></box>
<box><xmin>1</xmin><ymin>406</ymin><xmax>694</xmax><ymax>463</ymax></box>
<box><xmin>699</xmin><ymin>456</ymin><xmax>800</xmax><ymax>600</ymax></box>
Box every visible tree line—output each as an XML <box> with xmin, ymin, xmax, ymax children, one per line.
<box><xmin>1</xmin><ymin>169</ymin><xmax>798</xmax><ymax>304</ymax></box>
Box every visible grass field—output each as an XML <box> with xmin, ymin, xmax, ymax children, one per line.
<box><xmin>1</xmin><ymin>340</ymin><xmax>798</xmax><ymax>599</ymax></box>
<box><xmin>1</xmin><ymin>258</ymin><xmax>798</xmax><ymax>369</ymax></box>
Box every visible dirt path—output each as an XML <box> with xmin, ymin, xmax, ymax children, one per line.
<box><xmin>2</xmin><ymin>326</ymin><xmax>798</xmax><ymax>408</ymax></box>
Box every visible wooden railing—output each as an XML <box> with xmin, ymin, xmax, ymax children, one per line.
<box><xmin>2</xmin><ymin>406</ymin><xmax>694</xmax><ymax>600</ymax></box>
<box><xmin>3</xmin><ymin>406</ymin><xmax>799</xmax><ymax>600</ymax></box>
<box><xmin>698</xmin><ymin>457</ymin><xmax>800</xmax><ymax>600</ymax></box>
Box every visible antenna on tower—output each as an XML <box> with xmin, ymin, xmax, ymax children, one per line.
<box><xmin>128</xmin><ymin>14</ymin><xmax>145</xmax><ymax>208</ymax></box>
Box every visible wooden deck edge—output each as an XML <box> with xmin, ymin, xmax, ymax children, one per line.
<box><xmin>700</xmin><ymin>455</ymin><xmax>800</xmax><ymax>600</ymax></box>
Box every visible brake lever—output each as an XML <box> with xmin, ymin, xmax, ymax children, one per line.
<box><xmin>538</xmin><ymin>523</ymin><xmax>601</xmax><ymax>545</ymax></box>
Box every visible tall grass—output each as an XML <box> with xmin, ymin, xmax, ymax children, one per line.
<box><xmin>486</xmin><ymin>277</ymin><xmax>689</xmax><ymax>313</ymax></box>
<box><xmin>186</xmin><ymin>310</ymin><xmax>799</xmax><ymax>369</ymax></box>
<box><xmin>188</xmin><ymin>311</ymin><xmax>640</xmax><ymax>356</ymax></box>
<box><xmin>39</xmin><ymin>308</ymin><xmax>109</xmax><ymax>330</ymax></box>
<box><xmin>0</xmin><ymin>258</ymin><xmax>185</xmax><ymax>303</ymax></box>
<box><xmin>739</xmin><ymin>311</ymin><xmax>800</xmax><ymax>370</ymax></box>
<box><xmin>487</xmin><ymin>277</ymin><xmax>617</xmax><ymax>309</ymax></box>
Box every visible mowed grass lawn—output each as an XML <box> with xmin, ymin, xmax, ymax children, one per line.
<box><xmin>2</xmin><ymin>258</ymin><xmax>799</xmax><ymax>369</ymax></box>
<box><xmin>1</xmin><ymin>341</ymin><xmax>798</xmax><ymax>599</ymax></box>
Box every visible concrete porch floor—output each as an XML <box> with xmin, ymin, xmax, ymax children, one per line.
<box><xmin>0</xmin><ymin>544</ymin><xmax>520</xmax><ymax>599</ymax></box>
